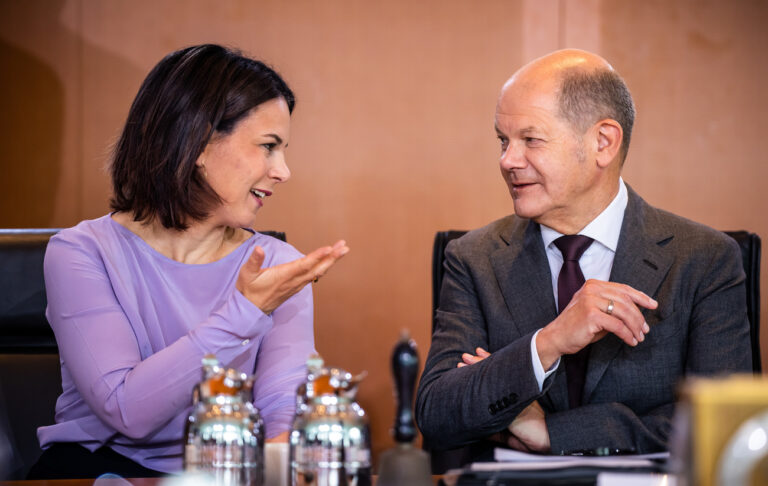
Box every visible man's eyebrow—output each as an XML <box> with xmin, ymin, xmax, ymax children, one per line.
<box><xmin>495</xmin><ymin>125</ymin><xmax>542</xmax><ymax>137</ymax></box>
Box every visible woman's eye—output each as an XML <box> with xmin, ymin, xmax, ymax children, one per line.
<box><xmin>262</xmin><ymin>143</ymin><xmax>276</xmax><ymax>153</ymax></box>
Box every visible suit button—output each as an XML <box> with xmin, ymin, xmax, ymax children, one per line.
<box><xmin>508</xmin><ymin>393</ymin><xmax>518</xmax><ymax>402</ymax></box>
<box><xmin>489</xmin><ymin>404</ymin><xmax>497</xmax><ymax>414</ymax></box>
<box><xmin>502</xmin><ymin>397</ymin><xmax>510</xmax><ymax>408</ymax></box>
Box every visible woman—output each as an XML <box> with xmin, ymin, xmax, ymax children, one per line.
<box><xmin>28</xmin><ymin>44</ymin><xmax>348</xmax><ymax>479</ymax></box>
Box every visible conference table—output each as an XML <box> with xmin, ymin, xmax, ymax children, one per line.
<box><xmin>0</xmin><ymin>482</ymin><xmax>162</xmax><ymax>486</ymax></box>
<box><xmin>0</xmin><ymin>477</ymin><xmax>446</xmax><ymax>486</ymax></box>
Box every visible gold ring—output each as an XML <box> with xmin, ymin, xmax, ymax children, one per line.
<box><xmin>606</xmin><ymin>299</ymin><xmax>614</xmax><ymax>315</ymax></box>
<box><xmin>313</xmin><ymin>277</ymin><xmax>319</xmax><ymax>283</ymax></box>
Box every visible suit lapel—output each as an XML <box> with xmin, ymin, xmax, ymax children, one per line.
<box><xmin>489</xmin><ymin>219</ymin><xmax>571</xmax><ymax>409</ymax></box>
<box><xmin>583</xmin><ymin>187</ymin><xmax>674</xmax><ymax>402</ymax></box>
<box><xmin>490</xmin><ymin>218</ymin><xmax>558</xmax><ymax>338</ymax></box>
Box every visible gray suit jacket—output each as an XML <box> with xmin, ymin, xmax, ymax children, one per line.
<box><xmin>416</xmin><ymin>187</ymin><xmax>752</xmax><ymax>456</ymax></box>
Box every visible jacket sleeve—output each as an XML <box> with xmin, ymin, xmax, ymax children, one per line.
<box><xmin>415</xmin><ymin>239</ymin><xmax>546</xmax><ymax>449</ymax></box>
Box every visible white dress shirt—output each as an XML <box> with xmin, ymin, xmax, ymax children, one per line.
<box><xmin>530</xmin><ymin>178</ymin><xmax>629</xmax><ymax>390</ymax></box>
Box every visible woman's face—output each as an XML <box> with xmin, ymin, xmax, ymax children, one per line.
<box><xmin>199</xmin><ymin>97</ymin><xmax>291</xmax><ymax>229</ymax></box>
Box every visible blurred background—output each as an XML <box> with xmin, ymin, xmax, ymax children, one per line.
<box><xmin>1</xmin><ymin>0</ymin><xmax>767</xmax><ymax>466</ymax></box>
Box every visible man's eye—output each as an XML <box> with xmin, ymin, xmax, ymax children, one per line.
<box><xmin>498</xmin><ymin>137</ymin><xmax>509</xmax><ymax>151</ymax></box>
<box><xmin>525</xmin><ymin>137</ymin><xmax>542</xmax><ymax>145</ymax></box>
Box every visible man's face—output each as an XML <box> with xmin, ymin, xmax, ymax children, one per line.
<box><xmin>494</xmin><ymin>79</ymin><xmax>599</xmax><ymax>232</ymax></box>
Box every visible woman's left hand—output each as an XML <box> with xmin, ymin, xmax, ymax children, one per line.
<box><xmin>236</xmin><ymin>240</ymin><xmax>349</xmax><ymax>315</ymax></box>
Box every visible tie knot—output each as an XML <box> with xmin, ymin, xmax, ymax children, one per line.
<box><xmin>554</xmin><ymin>235</ymin><xmax>594</xmax><ymax>262</ymax></box>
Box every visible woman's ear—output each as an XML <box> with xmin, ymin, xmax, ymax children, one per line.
<box><xmin>195</xmin><ymin>150</ymin><xmax>207</xmax><ymax>177</ymax></box>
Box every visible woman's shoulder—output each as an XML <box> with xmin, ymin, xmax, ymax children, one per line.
<box><xmin>49</xmin><ymin>215</ymin><xmax>120</xmax><ymax>250</ymax></box>
<box><xmin>44</xmin><ymin>215</ymin><xmax>128</xmax><ymax>277</ymax></box>
<box><xmin>245</xmin><ymin>230</ymin><xmax>304</xmax><ymax>265</ymax></box>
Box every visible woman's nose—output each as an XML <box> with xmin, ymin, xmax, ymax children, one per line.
<box><xmin>270</xmin><ymin>154</ymin><xmax>291</xmax><ymax>182</ymax></box>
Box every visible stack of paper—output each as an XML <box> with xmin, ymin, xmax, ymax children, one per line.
<box><xmin>470</xmin><ymin>448</ymin><xmax>670</xmax><ymax>472</ymax></box>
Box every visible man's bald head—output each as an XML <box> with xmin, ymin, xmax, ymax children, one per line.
<box><xmin>502</xmin><ymin>49</ymin><xmax>636</xmax><ymax>164</ymax></box>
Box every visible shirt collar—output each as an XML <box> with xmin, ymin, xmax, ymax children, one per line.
<box><xmin>540</xmin><ymin>178</ymin><xmax>628</xmax><ymax>252</ymax></box>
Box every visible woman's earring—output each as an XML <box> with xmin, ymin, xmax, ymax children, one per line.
<box><xmin>199</xmin><ymin>160</ymin><xmax>208</xmax><ymax>178</ymax></box>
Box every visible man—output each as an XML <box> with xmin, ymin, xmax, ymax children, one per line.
<box><xmin>415</xmin><ymin>49</ymin><xmax>752</xmax><ymax>465</ymax></box>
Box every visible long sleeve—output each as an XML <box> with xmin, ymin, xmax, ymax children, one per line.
<box><xmin>44</xmin><ymin>236</ymin><xmax>272</xmax><ymax>440</ymax></box>
<box><xmin>37</xmin><ymin>217</ymin><xmax>315</xmax><ymax>473</ymax></box>
<box><xmin>250</xmin><ymin>280</ymin><xmax>314</xmax><ymax>438</ymax></box>
<box><xmin>416</xmin><ymin>239</ymin><xmax>543</xmax><ymax>449</ymax></box>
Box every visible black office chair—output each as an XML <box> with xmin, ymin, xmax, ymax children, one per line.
<box><xmin>722</xmin><ymin>231</ymin><xmax>762</xmax><ymax>372</ymax></box>
<box><xmin>426</xmin><ymin>229</ymin><xmax>762</xmax><ymax>473</ymax></box>
<box><xmin>0</xmin><ymin>228</ymin><xmax>286</xmax><ymax>479</ymax></box>
<box><xmin>0</xmin><ymin>229</ymin><xmax>60</xmax><ymax>479</ymax></box>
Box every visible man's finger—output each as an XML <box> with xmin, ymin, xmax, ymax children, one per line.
<box><xmin>506</xmin><ymin>433</ymin><xmax>531</xmax><ymax>452</ymax></box>
<box><xmin>462</xmin><ymin>352</ymin><xmax>484</xmax><ymax>365</ymax></box>
<box><xmin>615</xmin><ymin>283</ymin><xmax>658</xmax><ymax>310</ymax></box>
<box><xmin>598</xmin><ymin>294</ymin><xmax>647</xmax><ymax>343</ymax></box>
<box><xmin>598</xmin><ymin>313</ymin><xmax>640</xmax><ymax>347</ymax></box>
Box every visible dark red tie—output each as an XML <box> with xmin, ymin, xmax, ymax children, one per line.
<box><xmin>553</xmin><ymin>235</ymin><xmax>594</xmax><ymax>408</ymax></box>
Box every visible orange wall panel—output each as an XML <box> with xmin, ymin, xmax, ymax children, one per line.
<box><xmin>1</xmin><ymin>0</ymin><xmax>766</xmax><ymax>466</ymax></box>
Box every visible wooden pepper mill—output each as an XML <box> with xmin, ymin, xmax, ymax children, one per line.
<box><xmin>377</xmin><ymin>332</ymin><xmax>432</xmax><ymax>486</ymax></box>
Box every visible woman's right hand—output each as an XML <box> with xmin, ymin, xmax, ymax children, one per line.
<box><xmin>236</xmin><ymin>240</ymin><xmax>350</xmax><ymax>315</ymax></box>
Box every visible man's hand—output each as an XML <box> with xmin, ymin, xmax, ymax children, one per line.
<box><xmin>237</xmin><ymin>240</ymin><xmax>349</xmax><ymax>315</ymax></box>
<box><xmin>457</xmin><ymin>347</ymin><xmax>490</xmax><ymax>367</ymax></box>
<box><xmin>506</xmin><ymin>400</ymin><xmax>550</xmax><ymax>452</ymax></box>
<box><xmin>456</xmin><ymin>349</ymin><xmax>550</xmax><ymax>452</ymax></box>
<box><xmin>537</xmin><ymin>280</ymin><xmax>658</xmax><ymax>369</ymax></box>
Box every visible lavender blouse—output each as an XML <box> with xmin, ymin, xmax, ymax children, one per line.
<box><xmin>37</xmin><ymin>215</ymin><xmax>315</xmax><ymax>473</ymax></box>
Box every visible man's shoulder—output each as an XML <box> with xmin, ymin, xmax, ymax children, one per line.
<box><xmin>631</xmin><ymin>192</ymin><xmax>739</xmax><ymax>255</ymax></box>
<box><xmin>448</xmin><ymin>214</ymin><xmax>525</xmax><ymax>252</ymax></box>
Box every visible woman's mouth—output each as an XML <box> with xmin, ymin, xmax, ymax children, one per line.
<box><xmin>250</xmin><ymin>188</ymin><xmax>272</xmax><ymax>207</ymax></box>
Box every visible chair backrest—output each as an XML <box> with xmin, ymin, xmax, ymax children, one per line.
<box><xmin>722</xmin><ymin>231</ymin><xmax>762</xmax><ymax>372</ymax></box>
<box><xmin>431</xmin><ymin>229</ymin><xmax>762</xmax><ymax>369</ymax></box>
<box><xmin>259</xmin><ymin>230</ymin><xmax>287</xmax><ymax>243</ymax></box>
<box><xmin>0</xmin><ymin>228</ymin><xmax>286</xmax><ymax>479</ymax></box>
<box><xmin>0</xmin><ymin>229</ymin><xmax>60</xmax><ymax>479</ymax></box>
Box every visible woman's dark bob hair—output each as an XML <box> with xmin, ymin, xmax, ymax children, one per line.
<box><xmin>110</xmin><ymin>44</ymin><xmax>295</xmax><ymax>230</ymax></box>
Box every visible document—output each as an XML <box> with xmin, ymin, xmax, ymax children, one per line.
<box><xmin>597</xmin><ymin>472</ymin><xmax>677</xmax><ymax>486</ymax></box>
<box><xmin>463</xmin><ymin>448</ymin><xmax>670</xmax><ymax>472</ymax></box>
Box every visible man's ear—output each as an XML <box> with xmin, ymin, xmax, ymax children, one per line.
<box><xmin>594</xmin><ymin>119</ymin><xmax>623</xmax><ymax>168</ymax></box>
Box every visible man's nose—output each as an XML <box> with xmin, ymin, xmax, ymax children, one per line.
<box><xmin>499</xmin><ymin>143</ymin><xmax>526</xmax><ymax>170</ymax></box>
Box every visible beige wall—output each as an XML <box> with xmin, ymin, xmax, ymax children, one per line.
<box><xmin>2</xmin><ymin>0</ymin><xmax>767</xmax><ymax>464</ymax></box>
